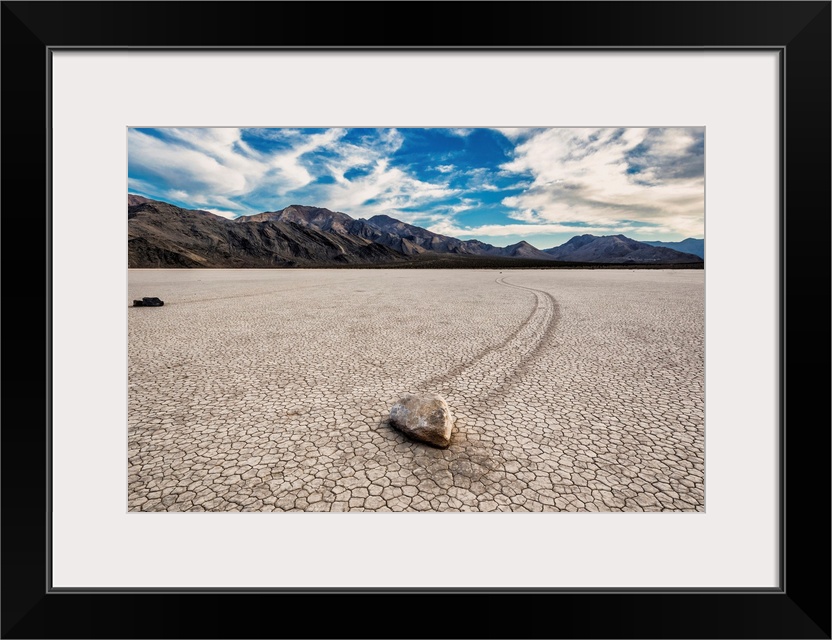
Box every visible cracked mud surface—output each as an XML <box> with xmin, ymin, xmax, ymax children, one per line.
<box><xmin>128</xmin><ymin>269</ymin><xmax>704</xmax><ymax>512</ymax></box>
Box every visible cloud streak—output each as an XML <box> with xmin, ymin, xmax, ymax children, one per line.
<box><xmin>129</xmin><ymin>127</ymin><xmax>704</xmax><ymax>239</ymax></box>
<box><xmin>428</xmin><ymin>220</ymin><xmax>677</xmax><ymax>240</ymax></box>
<box><xmin>498</xmin><ymin>127</ymin><xmax>704</xmax><ymax>237</ymax></box>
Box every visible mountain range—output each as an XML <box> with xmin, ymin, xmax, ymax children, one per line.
<box><xmin>128</xmin><ymin>195</ymin><xmax>703</xmax><ymax>268</ymax></box>
<box><xmin>642</xmin><ymin>237</ymin><xmax>705</xmax><ymax>258</ymax></box>
<box><xmin>542</xmin><ymin>234</ymin><xmax>703</xmax><ymax>263</ymax></box>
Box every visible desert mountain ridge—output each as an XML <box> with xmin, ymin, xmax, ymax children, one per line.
<box><xmin>642</xmin><ymin>237</ymin><xmax>705</xmax><ymax>258</ymax></box>
<box><xmin>128</xmin><ymin>195</ymin><xmax>703</xmax><ymax>268</ymax></box>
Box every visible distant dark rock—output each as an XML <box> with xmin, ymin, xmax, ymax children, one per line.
<box><xmin>543</xmin><ymin>234</ymin><xmax>703</xmax><ymax>264</ymax></box>
<box><xmin>642</xmin><ymin>238</ymin><xmax>705</xmax><ymax>259</ymax></box>
<box><xmin>502</xmin><ymin>240</ymin><xmax>556</xmax><ymax>260</ymax></box>
<box><xmin>389</xmin><ymin>393</ymin><xmax>454</xmax><ymax>448</ymax></box>
<box><xmin>133</xmin><ymin>297</ymin><xmax>164</xmax><ymax>307</ymax></box>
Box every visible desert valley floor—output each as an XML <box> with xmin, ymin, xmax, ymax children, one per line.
<box><xmin>128</xmin><ymin>269</ymin><xmax>704</xmax><ymax>513</ymax></box>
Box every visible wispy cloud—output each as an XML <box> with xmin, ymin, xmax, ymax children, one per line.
<box><xmin>127</xmin><ymin>176</ymin><xmax>159</xmax><ymax>196</ymax></box>
<box><xmin>268</xmin><ymin>128</ymin><xmax>347</xmax><ymax>192</ymax></box>
<box><xmin>288</xmin><ymin>129</ymin><xmax>459</xmax><ymax>219</ymax></box>
<box><xmin>129</xmin><ymin>128</ymin><xmax>254</xmax><ymax>197</ymax></box>
<box><xmin>427</xmin><ymin>220</ymin><xmax>671</xmax><ymax>239</ymax></box>
<box><xmin>313</xmin><ymin>158</ymin><xmax>457</xmax><ymax>220</ymax></box>
<box><xmin>463</xmin><ymin>167</ymin><xmax>501</xmax><ymax>192</ymax></box>
<box><xmin>201</xmin><ymin>208</ymin><xmax>238</xmax><ymax>220</ymax></box>
<box><xmin>129</xmin><ymin>127</ymin><xmax>703</xmax><ymax>239</ymax></box>
<box><xmin>496</xmin><ymin>127</ymin><xmax>541</xmax><ymax>141</ymax></box>
<box><xmin>431</xmin><ymin>197</ymin><xmax>481</xmax><ymax>217</ymax></box>
<box><xmin>499</xmin><ymin>127</ymin><xmax>704</xmax><ymax>236</ymax></box>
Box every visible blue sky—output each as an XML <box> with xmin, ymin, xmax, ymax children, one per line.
<box><xmin>128</xmin><ymin>127</ymin><xmax>704</xmax><ymax>248</ymax></box>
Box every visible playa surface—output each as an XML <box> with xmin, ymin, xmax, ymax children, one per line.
<box><xmin>128</xmin><ymin>269</ymin><xmax>704</xmax><ymax>512</ymax></box>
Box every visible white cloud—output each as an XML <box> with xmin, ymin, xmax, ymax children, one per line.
<box><xmin>200</xmin><ymin>208</ymin><xmax>238</xmax><ymax>220</ymax></box>
<box><xmin>269</xmin><ymin>128</ymin><xmax>348</xmax><ymax>191</ymax></box>
<box><xmin>128</xmin><ymin>129</ymin><xmax>252</xmax><ymax>196</ymax></box>
<box><xmin>427</xmin><ymin>220</ymin><xmax>654</xmax><ymax>238</ymax></box>
<box><xmin>167</xmin><ymin>189</ymin><xmax>191</xmax><ymax>201</ymax></box>
<box><xmin>448</xmin><ymin>128</ymin><xmax>473</xmax><ymax>137</ymax></box>
<box><xmin>127</xmin><ymin>177</ymin><xmax>158</xmax><ymax>195</ymax></box>
<box><xmin>436</xmin><ymin>164</ymin><xmax>456</xmax><ymax>173</ymax></box>
<box><xmin>313</xmin><ymin>157</ymin><xmax>457</xmax><ymax>219</ymax></box>
<box><xmin>431</xmin><ymin>198</ymin><xmax>480</xmax><ymax>217</ymax></box>
<box><xmin>464</xmin><ymin>167</ymin><xmax>500</xmax><ymax>192</ymax></box>
<box><xmin>495</xmin><ymin>127</ymin><xmax>540</xmax><ymax>141</ymax></box>
<box><xmin>274</xmin><ymin>129</ymin><xmax>460</xmax><ymax>219</ymax></box>
<box><xmin>129</xmin><ymin>127</ymin><xmax>462</xmax><ymax>219</ymax></box>
<box><xmin>128</xmin><ymin>127</ymin><xmax>356</xmax><ymax>212</ymax></box>
<box><xmin>498</xmin><ymin>127</ymin><xmax>704</xmax><ymax>236</ymax></box>
<box><xmin>128</xmin><ymin>130</ymin><xmax>247</xmax><ymax>193</ymax></box>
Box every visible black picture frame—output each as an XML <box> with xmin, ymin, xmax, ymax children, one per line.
<box><xmin>2</xmin><ymin>2</ymin><xmax>829</xmax><ymax>638</ymax></box>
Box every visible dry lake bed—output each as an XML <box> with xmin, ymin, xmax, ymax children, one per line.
<box><xmin>128</xmin><ymin>269</ymin><xmax>704</xmax><ymax>513</ymax></box>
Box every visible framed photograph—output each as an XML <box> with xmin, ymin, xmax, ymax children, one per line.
<box><xmin>3</xmin><ymin>1</ymin><xmax>829</xmax><ymax>638</ymax></box>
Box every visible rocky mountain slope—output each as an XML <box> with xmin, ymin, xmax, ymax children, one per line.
<box><xmin>129</xmin><ymin>195</ymin><xmax>704</xmax><ymax>267</ymax></box>
<box><xmin>543</xmin><ymin>234</ymin><xmax>703</xmax><ymax>264</ymax></box>
<box><xmin>642</xmin><ymin>237</ymin><xmax>705</xmax><ymax>259</ymax></box>
<box><xmin>128</xmin><ymin>199</ymin><xmax>405</xmax><ymax>268</ymax></box>
<box><xmin>235</xmin><ymin>207</ymin><xmax>556</xmax><ymax>260</ymax></box>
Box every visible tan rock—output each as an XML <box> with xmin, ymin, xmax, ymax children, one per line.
<box><xmin>389</xmin><ymin>393</ymin><xmax>454</xmax><ymax>448</ymax></box>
